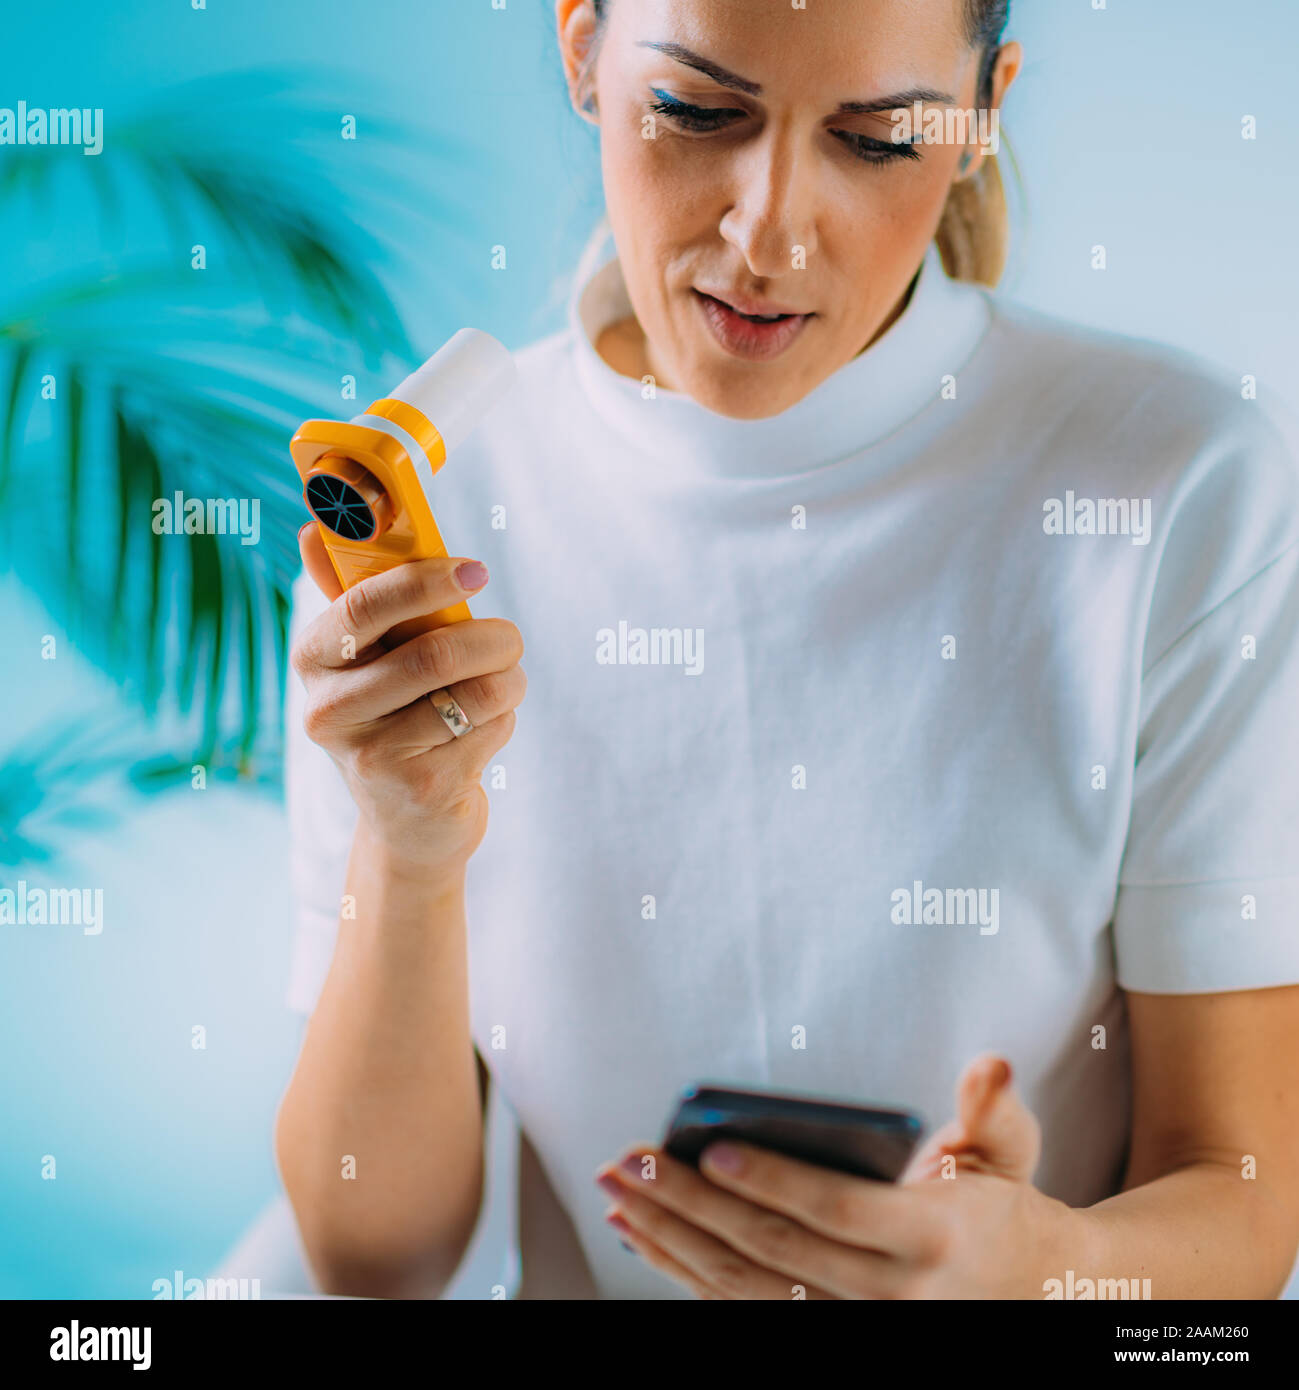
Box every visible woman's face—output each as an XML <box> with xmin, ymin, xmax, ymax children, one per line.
<box><xmin>560</xmin><ymin>0</ymin><xmax>1019</xmax><ymax>419</ymax></box>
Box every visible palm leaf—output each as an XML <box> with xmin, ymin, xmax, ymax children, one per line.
<box><xmin>0</xmin><ymin>709</ymin><xmax>142</xmax><ymax>871</ymax></box>
<box><xmin>0</xmin><ymin>70</ymin><xmax>449</xmax><ymax>776</ymax></box>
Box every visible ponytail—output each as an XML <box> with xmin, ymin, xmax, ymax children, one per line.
<box><xmin>935</xmin><ymin>150</ymin><xmax>1010</xmax><ymax>289</ymax></box>
<box><xmin>938</xmin><ymin>1</ymin><xmax>1015</xmax><ymax>288</ymax></box>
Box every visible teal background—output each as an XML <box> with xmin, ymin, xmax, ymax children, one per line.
<box><xmin>0</xmin><ymin>0</ymin><xmax>1296</xmax><ymax>1298</ymax></box>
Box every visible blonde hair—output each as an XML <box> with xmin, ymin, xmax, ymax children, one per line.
<box><xmin>936</xmin><ymin>151</ymin><xmax>1011</xmax><ymax>289</ymax></box>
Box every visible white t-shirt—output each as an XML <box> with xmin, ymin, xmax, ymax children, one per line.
<box><xmin>284</xmin><ymin>240</ymin><xmax>1299</xmax><ymax>1300</ymax></box>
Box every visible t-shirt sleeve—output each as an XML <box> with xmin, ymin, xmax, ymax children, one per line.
<box><xmin>283</xmin><ymin>568</ymin><xmax>360</xmax><ymax>1016</ymax></box>
<box><xmin>1113</xmin><ymin>401</ymin><xmax>1299</xmax><ymax>993</ymax></box>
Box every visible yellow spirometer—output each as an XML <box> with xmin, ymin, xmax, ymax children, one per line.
<box><xmin>291</xmin><ymin>329</ymin><xmax>516</xmax><ymax>646</ymax></box>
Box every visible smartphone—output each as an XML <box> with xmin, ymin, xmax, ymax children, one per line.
<box><xmin>663</xmin><ymin>1083</ymin><xmax>925</xmax><ymax>1183</ymax></box>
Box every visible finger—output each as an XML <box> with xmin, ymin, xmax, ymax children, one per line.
<box><xmin>597</xmin><ymin>1149</ymin><xmax>900</xmax><ymax>1300</ymax></box>
<box><xmin>341</xmin><ymin>664</ymin><xmax>527</xmax><ymax>757</ymax></box>
<box><xmin>304</xmin><ymin>619</ymin><xmax>523</xmax><ymax>729</ymax></box>
<box><xmin>900</xmin><ymin>1118</ymin><xmax>966</xmax><ymax>1182</ymax></box>
<box><xmin>957</xmin><ymin>1055</ymin><xmax>1011</xmax><ymax>1133</ymax></box>
<box><xmin>605</xmin><ymin>1213</ymin><xmax>720</xmax><ymax>1300</ymax></box>
<box><xmin>598</xmin><ymin>1182</ymin><xmax>835</xmax><ymax>1301</ymax></box>
<box><xmin>952</xmin><ymin>1055</ymin><xmax>1040</xmax><ymax>1182</ymax></box>
<box><xmin>400</xmin><ymin>705</ymin><xmax>519</xmax><ymax>790</ymax></box>
<box><xmin>447</xmin><ymin>706</ymin><xmax>520</xmax><ymax>782</ymax></box>
<box><xmin>296</xmin><ymin>556</ymin><xmax>491</xmax><ymax>671</ymax></box>
<box><xmin>299</xmin><ymin>521</ymin><xmax>343</xmax><ymax>602</ymax></box>
<box><xmin>691</xmin><ymin>1140</ymin><xmax>949</xmax><ymax>1262</ymax></box>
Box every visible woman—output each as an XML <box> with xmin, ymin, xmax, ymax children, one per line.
<box><xmin>274</xmin><ymin>0</ymin><xmax>1299</xmax><ymax>1300</ymax></box>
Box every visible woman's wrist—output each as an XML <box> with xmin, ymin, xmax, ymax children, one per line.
<box><xmin>1035</xmin><ymin>1192</ymin><xmax>1107</xmax><ymax>1296</ymax></box>
<box><xmin>334</xmin><ymin>817</ymin><xmax>471</xmax><ymax>983</ymax></box>
<box><xmin>354</xmin><ymin>813</ymin><xmax>470</xmax><ymax>899</ymax></box>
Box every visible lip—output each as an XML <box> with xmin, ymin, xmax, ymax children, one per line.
<box><xmin>692</xmin><ymin>289</ymin><xmax>813</xmax><ymax>362</ymax></box>
<box><xmin>695</xmin><ymin>287</ymin><xmax>811</xmax><ymax>317</ymax></box>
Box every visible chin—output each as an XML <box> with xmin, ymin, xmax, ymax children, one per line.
<box><xmin>689</xmin><ymin>370</ymin><xmax>805</xmax><ymax>420</ymax></box>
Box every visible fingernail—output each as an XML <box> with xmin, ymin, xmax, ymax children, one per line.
<box><xmin>703</xmin><ymin>1143</ymin><xmax>744</xmax><ymax>1174</ymax></box>
<box><xmin>455</xmin><ymin>560</ymin><xmax>489</xmax><ymax>591</ymax></box>
<box><xmin>619</xmin><ymin>1154</ymin><xmax>646</xmax><ymax>1178</ymax></box>
<box><xmin>606</xmin><ymin>1211</ymin><xmax>632</xmax><ymax>1236</ymax></box>
<box><xmin>297</xmin><ymin>521</ymin><xmax>315</xmax><ymax>539</ymax></box>
<box><xmin>596</xmin><ymin>1174</ymin><xmax>622</xmax><ymax>1199</ymax></box>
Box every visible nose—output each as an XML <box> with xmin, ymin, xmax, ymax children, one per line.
<box><xmin>717</xmin><ymin>125</ymin><xmax>820</xmax><ymax>279</ymax></box>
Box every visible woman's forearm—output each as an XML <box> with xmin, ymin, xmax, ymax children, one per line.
<box><xmin>274</xmin><ymin>817</ymin><xmax>484</xmax><ymax>1299</ymax></box>
<box><xmin>1071</xmin><ymin>1161</ymin><xmax>1299</xmax><ymax>1299</ymax></box>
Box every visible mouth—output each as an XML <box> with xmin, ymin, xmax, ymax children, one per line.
<box><xmin>692</xmin><ymin>289</ymin><xmax>813</xmax><ymax>362</ymax></box>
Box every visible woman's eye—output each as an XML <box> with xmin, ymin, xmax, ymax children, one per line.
<box><xmin>648</xmin><ymin>89</ymin><xmax>744</xmax><ymax>131</ymax></box>
<box><xmin>645</xmin><ymin>90</ymin><xmax>920</xmax><ymax>163</ymax></box>
<box><xmin>832</xmin><ymin>130</ymin><xmax>922</xmax><ymax>165</ymax></box>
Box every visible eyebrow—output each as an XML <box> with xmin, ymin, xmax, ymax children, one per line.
<box><xmin>636</xmin><ymin>40</ymin><xmax>955</xmax><ymax>114</ymax></box>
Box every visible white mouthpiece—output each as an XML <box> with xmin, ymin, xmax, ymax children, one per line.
<box><xmin>387</xmin><ymin>328</ymin><xmax>516</xmax><ymax>456</ymax></box>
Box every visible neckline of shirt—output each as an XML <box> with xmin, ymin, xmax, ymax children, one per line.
<box><xmin>568</xmin><ymin>239</ymin><xmax>994</xmax><ymax>480</ymax></box>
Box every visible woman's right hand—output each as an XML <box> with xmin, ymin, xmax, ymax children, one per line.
<box><xmin>291</xmin><ymin>522</ymin><xmax>526</xmax><ymax>880</ymax></box>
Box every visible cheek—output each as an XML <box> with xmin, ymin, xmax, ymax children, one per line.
<box><xmin>602</xmin><ymin>115</ymin><xmax>708</xmax><ymax>225</ymax></box>
<box><xmin>600</xmin><ymin>115</ymin><xmax>674</xmax><ymax>256</ymax></box>
<box><xmin>827</xmin><ymin>161</ymin><xmax>954</xmax><ymax>269</ymax></box>
<box><xmin>600</xmin><ymin>121</ymin><xmax>722</xmax><ymax>303</ymax></box>
<box><xmin>844</xmin><ymin>155</ymin><xmax>956</xmax><ymax>235</ymax></box>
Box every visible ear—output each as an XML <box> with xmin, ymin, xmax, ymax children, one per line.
<box><xmin>988</xmin><ymin>38</ymin><xmax>1024</xmax><ymax>109</ymax></box>
<box><xmin>557</xmin><ymin>0</ymin><xmax>601</xmax><ymax>125</ymax></box>
<box><xmin>954</xmin><ymin>38</ymin><xmax>1022</xmax><ymax>183</ymax></box>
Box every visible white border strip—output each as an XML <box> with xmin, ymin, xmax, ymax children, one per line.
<box><xmin>349</xmin><ymin>412</ymin><xmax>437</xmax><ymax>505</ymax></box>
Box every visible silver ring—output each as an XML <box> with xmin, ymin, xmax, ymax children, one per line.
<box><xmin>428</xmin><ymin>687</ymin><xmax>473</xmax><ymax>738</ymax></box>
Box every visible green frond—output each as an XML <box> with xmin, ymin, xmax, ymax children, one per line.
<box><xmin>0</xmin><ymin>70</ymin><xmax>433</xmax><ymax>778</ymax></box>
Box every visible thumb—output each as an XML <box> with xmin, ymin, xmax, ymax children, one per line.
<box><xmin>951</xmin><ymin>1054</ymin><xmax>1040</xmax><ymax>1182</ymax></box>
<box><xmin>299</xmin><ymin>520</ymin><xmax>344</xmax><ymax>602</ymax></box>
<box><xmin>906</xmin><ymin>1054</ymin><xmax>1040</xmax><ymax>1185</ymax></box>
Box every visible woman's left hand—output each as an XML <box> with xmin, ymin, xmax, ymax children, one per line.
<box><xmin>594</xmin><ymin>1054</ymin><xmax>1089</xmax><ymax>1299</ymax></box>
